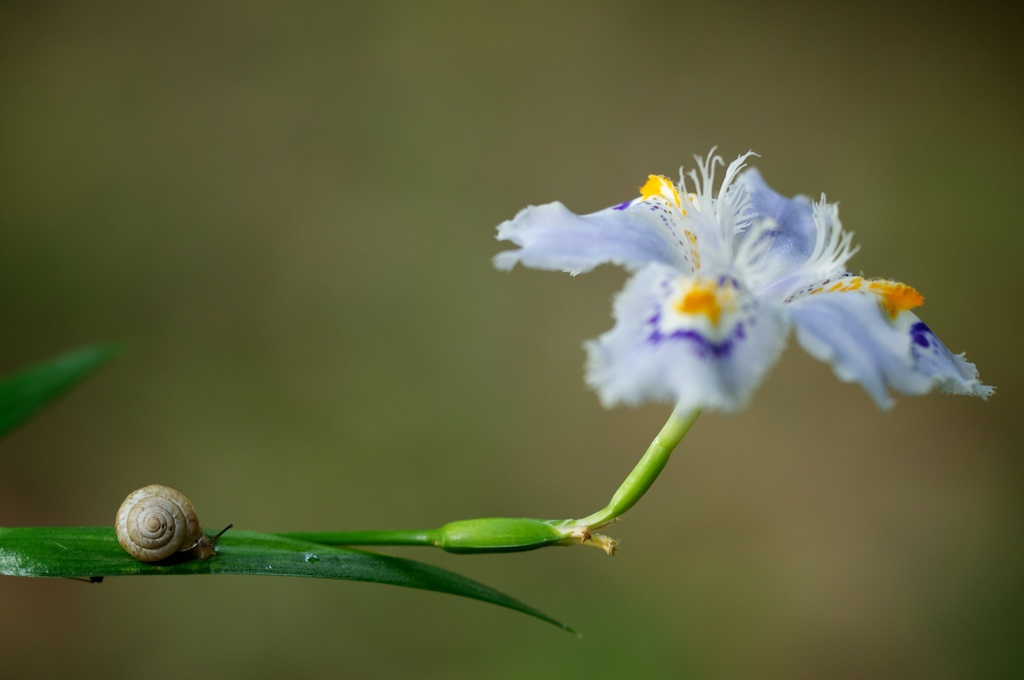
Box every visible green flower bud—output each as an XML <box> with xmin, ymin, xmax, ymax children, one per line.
<box><xmin>434</xmin><ymin>518</ymin><xmax>568</xmax><ymax>554</ymax></box>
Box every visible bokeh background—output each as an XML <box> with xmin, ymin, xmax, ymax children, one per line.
<box><xmin>2</xmin><ymin>2</ymin><xmax>1021</xmax><ymax>678</ymax></box>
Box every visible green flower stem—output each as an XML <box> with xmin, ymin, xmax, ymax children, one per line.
<box><xmin>283</xmin><ymin>408</ymin><xmax>701</xmax><ymax>556</ymax></box>
<box><xmin>280</xmin><ymin>517</ymin><xmax>568</xmax><ymax>554</ymax></box>
<box><xmin>560</xmin><ymin>407</ymin><xmax>701</xmax><ymax>533</ymax></box>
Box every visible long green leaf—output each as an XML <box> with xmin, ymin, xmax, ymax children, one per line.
<box><xmin>0</xmin><ymin>343</ymin><xmax>122</xmax><ymax>439</ymax></box>
<box><xmin>0</xmin><ymin>526</ymin><xmax>573</xmax><ymax>632</ymax></box>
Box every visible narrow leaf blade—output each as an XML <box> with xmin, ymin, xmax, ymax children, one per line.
<box><xmin>0</xmin><ymin>527</ymin><xmax>573</xmax><ymax>633</ymax></box>
<box><xmin>0</xmin><ymin>344</ymin><xmax>123</xmax><ymax>439</ymax></box>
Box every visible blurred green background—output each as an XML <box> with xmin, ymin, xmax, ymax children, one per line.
<box><xmin>2</xmin><ymin>2</ymin><xmax>1021</xmax><ymax>678</ymax></box>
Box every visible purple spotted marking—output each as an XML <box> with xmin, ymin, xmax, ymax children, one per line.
<box><xmin>645</xmin><ymin>310</ymin><xmax>744</xmax><ymax>358</ymax></box>
<box><xmin>613</xmin><ymin>199</ymin><xmax>633</xmax><ymax>211</ymax></box>
<box><xmin>910</xmin><ymin>321</ymin><xmax>932</xmax><ymax>349</ymax></box>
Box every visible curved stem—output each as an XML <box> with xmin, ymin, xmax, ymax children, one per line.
<box><xmin>563</xmin><ymin>408</ymin><xmax>701</xmax><ymax>531</ymax></box>
<box><xmin>279</xmin><ymin>408</ymin><xmax>701</xmax><ymax>556</ymax></box>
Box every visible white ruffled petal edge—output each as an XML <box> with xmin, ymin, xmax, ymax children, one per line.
<box><xmin>788</xmin><ymin>290</ymin><xmax>993</xmax><ymax>408</ymax></box>
<box><xmin>494</xmin><ymin>196</ymin><xmax>691</xmax><ymax>276</ymax></box>
<box><xmin>584</xmin><ymin>263</ymin><xmax>790</xmax><ymax>413</ymax></box>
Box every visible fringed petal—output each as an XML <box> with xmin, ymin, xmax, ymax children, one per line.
<box><xmin>584</xmin><ymin>263</ymin><xmax>789</xmax><ymax>413</ymax></box>
<box><xmin>494</xmin><ymin>178</ymin><xmax>695</xmax><ymax>276</ymax></box>
<box><xmin>905</xmin><ymin>320</ymin><xmax>994</xmax><ymax>399</ymax></box>
<box><xmin>736</xmin><ymin>168</ymin><xmax>818</xmax><ymax>283</ymax></box>
<box><xmin>789</xmin><ymin>288</ymin><xmax>992</xmax><ymax>408</ymax></box>
<box><xmin>494</xmin><ymin>149</ymin><xmax>992</xmax><ymax>412</ymax></box>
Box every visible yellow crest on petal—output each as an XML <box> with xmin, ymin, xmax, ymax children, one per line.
<box><xmin>672</xmin><ymin>279</ymin><xmax>736</xmax><ymax>326</ymax></box>
<box><xmin>867</xmin><ymin>280</ymin><xmax>924</xmax><ymax>318</ymax></box>
<box><xmin>678</xmin><ymin>286</ymin><xmax>719</xmax><ymax>325</ymax></box>
<box><xmin>811</xmin><ymin>276</ymin><xmax>924</xmax><ymax>318</ymax></box>
<box><xmin>640</xmin><ymin>175</ymin><xmax>684</xmax><ymax>214</ymax></box>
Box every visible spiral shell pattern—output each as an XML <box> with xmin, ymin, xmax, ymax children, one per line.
<box><xmin>115</xmin><ymin>485</ymin><xmax>204</xmax><ymax>562</ymax></box>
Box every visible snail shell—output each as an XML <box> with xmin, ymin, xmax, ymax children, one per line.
<box><xmin>115</xmin><ymin>485</ymin><xmax>215</xmax><ymax>562</ymax></box>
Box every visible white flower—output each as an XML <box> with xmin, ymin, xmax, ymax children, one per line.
<box><xmin>495</xmin><ymin>150</ymin><xmax>993</xmax><ymax>412</ymax></box>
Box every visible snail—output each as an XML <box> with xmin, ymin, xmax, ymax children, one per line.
<box><xmin>115</xmin><ymin>485</ymin><xmax>231</xmax><ymax>562</ymax></box>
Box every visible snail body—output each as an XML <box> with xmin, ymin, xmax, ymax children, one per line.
<box><xmin>115</xmin><ymin>485</ymin><xmax>220</xmax><ymax>562</ymax></box>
